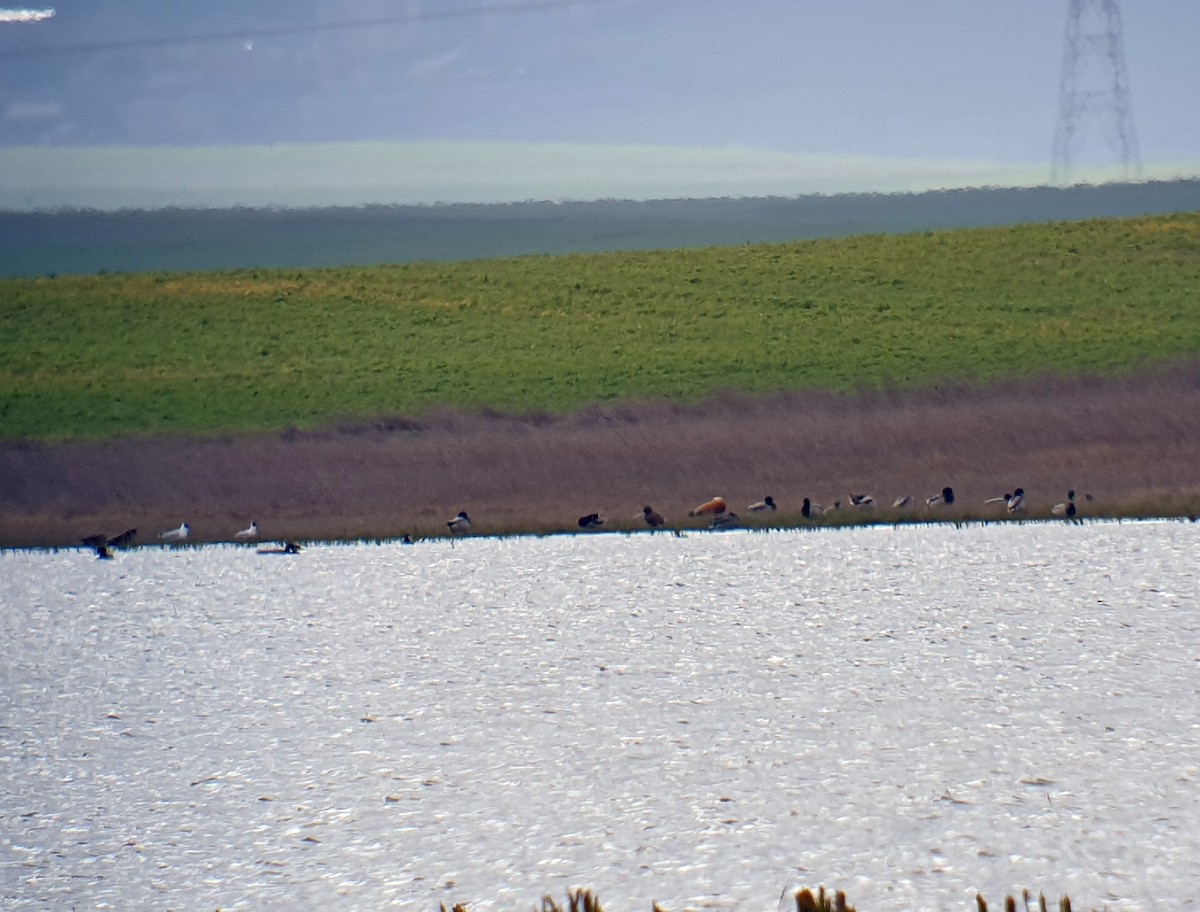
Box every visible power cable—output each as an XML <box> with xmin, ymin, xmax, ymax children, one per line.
<box><xmin>4</xmin><ymin>0</ymin><xmax>629</xmax><ymax>58</ymax></box>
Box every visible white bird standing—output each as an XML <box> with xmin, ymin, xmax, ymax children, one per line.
<box><xmin>160</xmin><ymin>522</ymin><xmax>189</xmax><ymax>543</ymax></box>
<box><xmin>235</xmin><ymin>520</ymin><xmax>259</xmax><ymax>540</ymax></box>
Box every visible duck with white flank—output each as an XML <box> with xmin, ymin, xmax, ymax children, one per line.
<box><xmin>447</xmin><ymin>511</ymin><xmax>472</xmax><ymax>534</ymax></box>
<box><xmin>235</xmin><ymin>520</ymin><xmax>259</xmax><ymax>540</ymax></box>
<box><xmin>577</xmin><ymin>513</ymin><xmax>605</xmax><ymax>529</ymax></box>
<box><xmin>892</xmin><ymin>495</ymin><xmax>913</xmax><ymax>508</ymax></box>
<box><xmin>1052</xmin><ymin>490</ymin><xmax>1077</xmax><ymax>519</ymax></box>
<box><xmin>1006</xmin><ymin>488</ymin><xmax>1026</xmax><ymax>513</ymax></box>
<box><xmin>926</xmin><ymin>487</ymin><xmax>955</xmax><ymax>507</ymax></box>
<box><xmin>160</xmin><ymin>522</ymin><xmax>189</xmax><ymax>543</ymax></box>
<box><xmin>642</xmin><ymin>505</ymin><xmax>665</xmax><ymax>529</ymax></box>
<box><xmin>747</xmin><ymin>496</ymin><xmax>776</xmax><ymax>512</ymax></box>
<box><xmin>849</xmin><ymin>493</ymin><xmax>875</xmax><ymax>508</ymax></box>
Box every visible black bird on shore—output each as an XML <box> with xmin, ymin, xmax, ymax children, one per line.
<box><xmin>88</xmin><ymin>541</ymin><xmax>114</xmax><ymax>560</ymax></box>
<box><xmin>642</xmin><ymin>505</ymin><xmax>665</xmax><ymax>529</ymax></box>
<box><xmin>81</xmin><ymin>528</ymin><xmax>137</xmax><ymax>559</ymax></box>
<box><xmin>578</xmin><ymin>513</ymin><xmax>605</xmax><ymax>529</ymax></box>
<box><xmin>257</xmin><ymin>541</ymin><xmax>302</xmax><ymax>555</ymax></box>
<box><xmin>711</xmin><ymin>511</ymin><xmax>740</xmax><ymax>529</ymax></box>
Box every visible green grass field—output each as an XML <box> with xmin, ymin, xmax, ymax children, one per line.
<box><xmin>2</xmin><ymin>212</ymin><xmax>1199</xmax><ymax>440</ymax></box>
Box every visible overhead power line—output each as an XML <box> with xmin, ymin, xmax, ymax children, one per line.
<box><xmin>4</xmin><ymin>0</ymin><xmax>626</xmax><ymax>58</ymax></box>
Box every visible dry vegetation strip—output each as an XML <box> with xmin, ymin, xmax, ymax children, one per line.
<box><xmin>3</xmin><ymin>363</ymin><xmax>1198</xmax><ymax>548</ymax></box>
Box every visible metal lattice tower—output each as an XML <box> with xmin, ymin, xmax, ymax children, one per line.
<box><xmin>1051</xmin><ymin>0</ymin><xmax>1141</xmax><ymax>185</ymax></box>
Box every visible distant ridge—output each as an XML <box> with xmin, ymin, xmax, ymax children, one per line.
<box><xmin>3</xmin><ymin>179</ymin><xmax>1198</xmax><ymax>278</ymax></box>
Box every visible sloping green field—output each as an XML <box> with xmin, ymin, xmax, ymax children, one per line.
<box><xmin>2</xmin><ymin>212</ymin><xmax>1199</xmax><ymax>440</ymax></box>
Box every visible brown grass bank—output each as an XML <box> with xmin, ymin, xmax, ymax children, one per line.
<box><xmin>2</xmin><ymin>363</ymin><xmax>1200</xmax><ymax>549</ymax></box>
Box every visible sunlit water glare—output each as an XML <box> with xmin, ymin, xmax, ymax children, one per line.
<box><xmin>2</xmin><ymin>521</ymin><xmax>1198</xmax><ymax>911</ymax></box>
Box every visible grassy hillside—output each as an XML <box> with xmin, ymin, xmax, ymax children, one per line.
<box><xmin>2</xmin><ymin>212</ymin><xmax>1199</xmax><ymax>440</ymax></box>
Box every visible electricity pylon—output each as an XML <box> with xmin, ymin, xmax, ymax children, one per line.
<box><xmin>1051</xmin><ymin>0</ymin><xmax>1141</xmax><ymax>185</ymax></box>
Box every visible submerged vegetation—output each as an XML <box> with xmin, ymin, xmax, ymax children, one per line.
<box><xmin>2</xmin><ymin>212</ymin><xmax>1200</xmax><ymax>440</ymax></box>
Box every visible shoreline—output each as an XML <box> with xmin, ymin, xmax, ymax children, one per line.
<box><xmin>3</xmin><ymin>364</ymin><xmax>1199</xmax><ymax>550</ymax></box>
<box><xmin>5</xmin><ymin>512</ymin><xmax>1198</xmax><ymax>557</ymax></box>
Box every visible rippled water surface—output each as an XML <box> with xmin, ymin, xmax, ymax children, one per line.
<box><xmin>2</xmin><ymin>522</ymin><xmax>1199</xmax><ymax>911</ymax></box>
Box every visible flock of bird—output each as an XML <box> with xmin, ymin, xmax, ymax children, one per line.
<box><xmin>81</xmin><ymin>518</ymin><xmax>299</xmax><ymax>559</ymax></box>
<box><xmin>620</xmin><ymin>486</ymin><xmax>1081</xmax><ymax>533</ymax></box>
<box><xmin>80</xmin><ymin>488</ymin><xmax>1084</xmax><ymax>559</ymax></box>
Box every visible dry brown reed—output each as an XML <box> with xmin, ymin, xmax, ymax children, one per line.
<box><xmin>3</xmin><ymin>362</ymin><xmax>1199</xmax><ymax>547</ymax></box>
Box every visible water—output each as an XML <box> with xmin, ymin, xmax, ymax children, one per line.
<box><xmin>2</xmin><ymin>521</ymin><xmax>1198</xmax><ymax>911</ymax></box>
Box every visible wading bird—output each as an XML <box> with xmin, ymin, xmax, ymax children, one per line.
<box><xmin>160</xmin><ymin>522</ymin><xmax>189</xmax><ymax>543</ymax></box>
<box><xmin>1052</xmin><ymin>490</ymin><xmax>1077</xmax><ymax>519</ymax></box>
<box><xmin>711</xmin><ymin>511</ymin><xmax>739</xmax><ymax>529</ymax></box>
<box><xmin>927</xmin><ymin>487</ymin><xmax>955</xmax><ymax>507</ymax></box>
<box><xmin>81</xmin><ymin>528</ymin><xmax>137</xmax><ymax>559</ymax></box>
<box><xmin>577</xmin><ymin>513</ymin><xmax>604</xmax><ymax>529</ymax></box>
<box><xmin>80</xmin><ymin>535</ymin><xmax>114</xmax><ymax>560</ymax></box>
<box><xmin>108</xmin><ymin>528</ymin><xmax>137</xmax><ymax>548</ymax></box>
<box><xmin>258</xmin><ymin>541</ymin><xmax>302</xmax><ymax>555</ymax></box>
<box><xmin>688</xmin><ymin>496</ymin><xmax>727</xmax><ymax>517</ymax></box>
<box><xmin>447</xmin><ymin>511</ymin><xmax>472</xmax><ymax>534</ymax></box>
<box><xmin>642</xmin><ymin>505</ymin><xmax>665</xmax><ymax>529</ymax></box>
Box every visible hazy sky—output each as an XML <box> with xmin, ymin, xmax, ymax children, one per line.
<box><xmin>2</xmin><ymin>0</ymin><xmax>1198</xmax><ymax>207</ymax></box>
